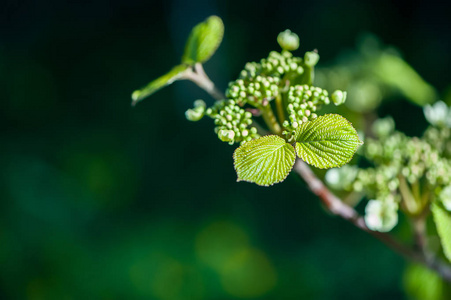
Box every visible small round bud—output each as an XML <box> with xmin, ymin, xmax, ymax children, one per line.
<box><xmin>372</xmin><ymin>116</ymin><xmax>395</xmax><ymax>138</ymax></box>
<box><xmin>218</xmin><ymin>129</ymin><xmax>235</xmax><ymax>143</ymax></box>
<box><xmin>277</xmin><ymin>29</ymin><xmax>300</xmax><ymax>51</ymax></box>
<box><xmin>304</xmin><ymin>51</ymin><xmax>320</xmax><ymax>67</ymax></box>
<box><xmin>193</xmin><ymin>99</ymin><xmax>206</xmax><ymax>108</ymax></box>
<box><xmin>331</xmin><ymin>90</ymin><xmax>347</xmax><ymax>106</ymax></box>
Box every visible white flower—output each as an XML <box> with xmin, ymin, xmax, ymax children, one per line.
<box><xmin>424</xmin><ymin>101</ymin><xmax>451</xmax><ymax>128</ymax></box>
<box><xmin>364</xmin><ymin>197</ymin><xmax>398</xmax><ymax>232</ymax></box>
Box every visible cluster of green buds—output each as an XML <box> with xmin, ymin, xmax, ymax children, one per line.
<box><xmin>226</xmin><ymin>76</ymin><xmax>280</xmax><ymax>107</ymax></box>
<box><xmin>225</xmin><ymin>36</ymin><xmax>320</xmax><ymax>110</ymax></box>
<box><xmin>326</xmin><ymin>103</ymin><xmax>451</xmax><ymax>232</ymax></box>
<box><xmin>423</xmin><ymin>126</ymin><xmax>451</xmax><ymax>158</ymax></box>
<box><xmin>204</xmin><ymin>100</ymin><xmax>259</xmax><ymax>144</ymax></box>
<box><xmin>238</xmin><ymin>51</ymin><xmax>305</xmax><ymax>81</ymax></box>
<box><xmin>187</xmin><ymin>28</ymin><xmax>347</xmax><ymax>149</ymax></box>
<box><xmin>282</xmin><ymin>86</ymin><xmax>348</xmax><ymax>141</ymax></box>
<box><xmin>284</xmin><ymin>85</ymin><xmax>325</xmax><ymax>125</ymax></box>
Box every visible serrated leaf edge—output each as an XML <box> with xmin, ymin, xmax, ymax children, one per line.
<box><xmin>233</xmin><ymin>135</ymin><xmax>296</xmax><ymax>187</ymax></box>
<box><xmin>294</xmin><ymin>114</ymin><xmax>363</xmax><ymax>169</ymax></box>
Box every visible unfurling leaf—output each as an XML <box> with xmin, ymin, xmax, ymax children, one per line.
<box><xmin>432</xmin><ymin>202</ymin><xmax>451</xmax><ymax>262</ymax></box>
<box><xmin>182</xmin><ymin>16</ymin><xmax>224</xmax><ymax>64</ymax></box>
<box><xmin>131</xmin><ymin>64</ymin><xmax>188</xmax><ymax>106</ymax></box>
<box><xmin>233</xmin><ymin>135</ymin><xmax>296</xmax><ymax>186</ymax></box>
<box><xmin>294</xmin><ymin>114</ymin><xmax>363</xmax><ymax>169</ymax></box>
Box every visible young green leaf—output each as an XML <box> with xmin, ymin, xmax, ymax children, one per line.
<box><xmin>294</xmin><ymin>114</ymin><xmax>363</xmax><ymax>169</ymax></box>
<box><xmin>432</xmin><ymin>202</ymin><xmax>451</xmax><ymax>263</ymax></box>
<box><xmin>182</xmin><ymin>16</ymin><xmax>224</xmax><ymax>65</ymax></box>
<box><xmin>233</xmin><ymin>135</ymin><xmax>296</xmax><ymax>186</ymax></box>
<box><xmin>131</xmin><ymin>64</ymin><xmax>188</xmax><ymax>106</ymax></box>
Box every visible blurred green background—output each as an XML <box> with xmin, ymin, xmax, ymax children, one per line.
<box><xmin>1</xmin><ymin>0</ymin><xmax>451</xmax><ymax>299</ymax></box>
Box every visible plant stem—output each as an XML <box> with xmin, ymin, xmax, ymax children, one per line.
<box><xmin>182</xmin><ymin>64</ymin><xmax>451</xmax><ymax>283</ymax></box>
<box><xmin>184</xmin><ymin>64</ymin><xmax>268</xmax><ymax>136</ymax></box>
<box><xmin>275</xmin><ymin>94</ymin><xmax>285</xmax><ymax>124</ymax></box>
<box><xmin>182</xmin><ymin>63</ymin><xmax>225</xmax><ymax>101</ymax></box>
<box><xmin>261</xmin><ymin>104</ymin><xmax>282</xmax><ymax>135</ymax></box>
<box><xmin>293</xmin><ymin>159</ymin><xmax>451</xmax><ymax>283</ymax></box>
<box><xmin>412</xmin><ymin>216</ymin><xmax>429</xmax><ymax>259</ymax></box>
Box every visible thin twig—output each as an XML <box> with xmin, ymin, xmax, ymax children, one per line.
<box><xmin>293</xmin><ymin>159</ymin><xmax>451</xmax><ymax>283</ymax></box>
<box><xmin>185</xmin><ymin>64</ymin><xmax>451</xmax><ymax>283</ymax></box>
<box><xmin>182</xmin><ymin>63</ymin><xmax>225</xmax><ymax>101</ymax></box>
<box><xmin>184</xmin><ymin>64</ymin><xmax>268</xmax><ymax>136</ymax></box>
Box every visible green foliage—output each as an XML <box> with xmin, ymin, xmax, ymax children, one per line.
<box><xmin>404</xmin><ymin>264</ymin><xmax>451</xmax><ymax>300</ymax></box>
<box><xmin>233</xmin><ymin>135</ymin><xmax>296</xmax><ymax>186</ymax></box>
<box><xmin>315</xmin><ymin>33</ymin><xmax>437</xmax><ymax>112</ymax></box>
<box><xmin>131</xmin><ymin>16</ymin><xmax>224</xmax><ymax>106</ymax></box>
<box><xmin>131</xmin><ymin>64</ymin><xmax>188</xmax><ymax>106</ymax></box>
<box><xmin>132</xmin><ymin>16</ymin><xmax>363</xmax><ymax>187</ymax></box>
<box><xmin>432</xmin><ymin>202</ymin><xmax>451</xmax><ymax>263</ymax></box>
<box><xmin>182</xmin><ymin>16</ymin><xmax>224</xmax><ymax>65</ymax></box>
<box><xmin>232</xmin><ymin>114</ymin><xmax>362</xmax><ymax>186</ymax></box>
<box><xmin>294</xmin><ymin>114</ymin><xmax>363</xmax><ymax>169</ymax></box>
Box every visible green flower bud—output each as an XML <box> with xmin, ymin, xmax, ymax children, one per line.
<box><xmin>277</xmin><ymin>29</ymin><xmax>300</xmax><ymax>51</ymax></box>
<box><xmin>185</xmin><ymin>107</ymin><xmax>205</xmax><ymax>121</ymax></box>
<box><xmin>304</xmin><ymin>51</ymin><xmax>320</xmax><ymax>67</ymax></box>
<box><xmin>194</xmin><ymin>99</ymin><xmax>206</xmax><ymax>108</ymax></box>
<box><xmin>218</xmin><ymin>129</ymin><xmax>235</xmax><ymax>143</ymax></box>
<box><xmin>331</xmin><ymin>90</ymin><xmax>347</xmax><ymax>106</ymax></box>
<box><xmin>372</xmin><ymin>116</ymin><xmax>395</xmax><ymax>138</ymax></box>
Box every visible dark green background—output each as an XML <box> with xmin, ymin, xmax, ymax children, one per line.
<box><xmin>1</xmin><ymin>0</ymin><xmax>450</xmax><ymax>298</ymax></box>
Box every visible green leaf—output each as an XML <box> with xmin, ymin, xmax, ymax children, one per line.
<box><xmin>403</xmin><ymin>263</ymin><xmax>451</xmax><ymax>300</ymax></box>
<box><xmin>131</xmin><ymin>64</ymin><xmax>188</xmax><ymax>106</ymax></box>
<box><xmin>432</xmin><ymin>202</ymin><xmax>451</xmax><ymax>262</ymax></box>
<box><xmin>182</xmin><ymin>16</ymin><xmax>224</xmax><ymax>65</ymax></box>
<box><xmin>294</xmin><ymin>114</ymin><xmax>363</xmax><ymax>169</ymax></box>
<box><xmin>233</xmin><ymin>135</ymin><xmax>296</xmax><ymax>186</ymax></box>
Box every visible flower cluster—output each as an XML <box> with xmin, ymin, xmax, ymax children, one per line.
<box><xmin>205</xmin><ymin>100</ymin><xmax>259</xmax><ymax>144</ymax></box>
<box><xmin>225</xmin><ymin>47</ymin><xmax>318</xmax><ymax>109</ymax></box>
<box><xmin>186</xmin><ymin>30</ymin><xmax>345</xmax><ymax>147</ymax></box>
<box><xmin>326</xmin><ymin>103</ymin><xmax>451</xmax><ymax>232</ymax></box>
<box><xmin>226</xmin><ymin>76</ymin><xmax>280</xmax><ymax>107</ymax></box>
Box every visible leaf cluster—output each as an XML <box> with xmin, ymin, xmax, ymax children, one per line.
<box><xmin>131</xmin><ymin>16</ymin><xmax>363</xmax><ymax>186</ymax></box>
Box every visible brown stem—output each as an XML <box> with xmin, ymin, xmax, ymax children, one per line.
<box><xmin>293</xmin><ymin>159</ymin><xmax>451</xmax><ymax>283</ymax></box>
<box><xmin>182</xmin><ymin>64</ymin><xmax>451</xmax><ymax>283</ymax></box>
<box><xmin>182</xmin><ymin>63</ymin><xmax>225</xmax><ymax>101</ymax></box>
